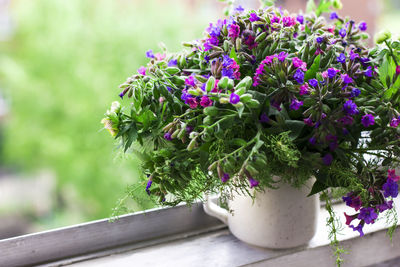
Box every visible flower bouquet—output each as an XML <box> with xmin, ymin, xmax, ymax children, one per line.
<box><xmin>102</xmin><ymin>0</ymin><xmax>400</xmax><ymax>265</ymax></box>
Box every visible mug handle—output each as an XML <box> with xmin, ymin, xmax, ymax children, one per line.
<box><xmin>203</xmin><ymin>194</ymin><xmax>229</xmax><ymax>224</ymax></box>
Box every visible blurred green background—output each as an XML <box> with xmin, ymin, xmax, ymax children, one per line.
<box><xmin>0</xmin><ymin>0</ymin><xmax>221</xmax><ymax>233</ymax></box>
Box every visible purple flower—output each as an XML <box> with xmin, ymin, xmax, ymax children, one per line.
<box><xmin>304</xmin><ymin>117</ymin><xmax>314</xmax><ymax>126</ymax></box>
<box><xmin>361</xmin><ymin>114</ymin><xmax>375</xmax><ymax>127</ymax></box>
<box><xmin>146</xmin><ymin>49</ymin><xmax>155</xmax><ymax>58</ymax></box>
<box><xmin>222</xmin><ymin>55</ymin><xmax>234</xmax><ymax>67</ymax></box>
<box><xmin>342</xmin><ymin>193</ymin><xmax>362</xmax><ymax>211</ymax></box>
<box><xmin>364</xmin><ymin>66</ymin><xmax>373</xmax><ymax>77</ymax></box>
<box><xmin>337</xmin><ymin>53</ymin><xmax>346</xmax><ymax>64</ymax></box>
<box><xmin>289</xmin><ymin>99</ymin><xmax>303</xmax><ymax>110</ymax></box>
<box><xmin>249</xmin><ymin>12</ymin><xmax>260</xmax><ymax>22</ymax></box>
<box><xmin>341</xmin><ymin>74</ymin><xmax>354</xmax><ymax>84</ymax></box>
<box><xmin>323</xmin><ymin>153</ymin><xmax>333</xmax><ymax>165</ymax></box>
<box><xmin>278</xmin><ymin>52</ymin><xmax>288</xmax><ymax>62</ymax></box>
<box><xmin>309</xmin><ymin>137</ymin><xmax>317</xmax><ymax>145</ymax></box>
<box><xmin>248</xmin><ymin>177</ymin><xmax>260</xmax><ymax>188</ymax></box>
<box><xmin>343</xmin><ymin>100</ymin><xmax>358</xmax><ymax>115</ymax></box>
<box><xmin>293</xmin><ymin>69</ymin><xmax>305</xmax><ymax>84</ymax></box>
<box><xmin>330</xmin><ymin>12</ymin><xmax>339</xmax><ymax>20</ymax></box>
<box><xmin>309</xmin><ymin>79</ymin><xmax>319</xmax><ymax>87</ymax></box>
<box><xmin>145</xmin><ymin>180</ymin><xmax>152</xmax><ymax>195</ymax></box>
<box><xmin>360</xmin><ymin>57</ymin><xmax>370</xmax><ymax>66</ymax></box>
<box><xmin>327</xmin><ymin>68</ymin><xmax>340</xmax><ymax>79</ymax></box>
<box><xmin>200</xmin><ymin>96</ymin><xmax>213</xmax><ymax>107</ymax></box>
<box><xmin>296</xmin><ymin>14</ymin><xmax>304</xmax><ymax>24</ymax></box>
<box><xmin>316</xmin><ymin>36</ymin><xmax>324</xmax><ymax>44</ymax></box>
<box><xmin>377</xmin><ymin>200</ymin><xmax>393</xmax><ymax>212</ymax></box>
<box><xmin>358</xmin><ymin>207</ymin><xmax>378</xmax><ymax>224</ymax></box>
<box><xmin>359</xmin><ymin>22</ymin><xmax>367</xmax><ymax>31</ymax></box>
<box><xmin>350</xmin><ymin>222</ymin><xmax>364</xmax><ymax>236</ymax></box>
<box><xmin>221</xmin><ymin>173</ymin><xmax>230</xmax><ymax>183</ymax></box>
<box><xmin>228</xmin><ymin>24</ymin><xmax>240</xmax><ymax>39</ymax></box>
<box><xmin>164</xmin><ymin>132</ymin><xmax>172</xmax><ymax>141</ymax></box>
<box><xmin>350</xmin><ymin>88</ymin><xmax>361</xmax><ymax>97</ymax></box>
<box><xmin>168</xmin><ymin>59</ymin><xmax>178</xmax><ymax>67</ymax></box>
<box><xmin>260</xmin><ymin>113</ymin><xmax>270</xmax><ymax>123</ymax></box>
<box><xmin>206</xmin><ymin>21</ymin><xmax>223</xmax><ymax>37</ymax></box>
<box><xmin>390</xmin><ymin>117</ymin><xmax>400</xmax><ymax>128</ymax></box>
<box><xmin>339</xmin><ymin>28</ymin><xmax>347</xmax><ymax>38</ymax></box>
<box><xmin>397</xmin><ymin>66</ymin><xmax>400</xmax><ymax>75</ymax></box>
<box><xmin>230</xmin><ymin>93</ymin><xmax>240</xmax><ymax>104</ymax></box>
<box><xmin>350</xmin><ymin>50</ymin><xmax>360</xmax><ymax>61</ymax></box>
<box><xmin>382</xmin><ymin>179</ymin><xmax>399</xmax><ymax>198</ymax></box>
<box><xmin>138</xmin><ymin>66</ymin><xmax>146</xmax><ymax>75</ymax></box>
<box><xmin>234</xmin><ymin>5</ymin><xmax>245</xmax><ymax>13</ymax></box>
<box><xmin>185</xmin><ymin>76</ymin><xmax>196</xmax><ymax>87</ymax></box>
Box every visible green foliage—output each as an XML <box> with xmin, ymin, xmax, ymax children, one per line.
<box><xmin>0</xmin><ymin>0</ymin><xmax>215</xmax><ymax>226</ymax></box>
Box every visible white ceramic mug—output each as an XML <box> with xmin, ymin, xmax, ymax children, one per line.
<box><xmin>203</xmin><ymin>179</ymin><xmax>319</xmax><ymax>249</ymax></box>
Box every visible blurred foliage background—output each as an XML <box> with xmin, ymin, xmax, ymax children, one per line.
<box><xmin>0</xmin><ymin>0</ymin><xmax>221</xmax><ymax>231</ymax></box>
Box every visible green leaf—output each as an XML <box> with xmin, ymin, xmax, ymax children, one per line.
<box><xmin>305</xmin><ymin>55</ymin><xmax>321</xmax><ymax>81</ymax></box>
<box><xmin>306</xmin><ymin>0</ymin><xmax>316</xmax><ymax>13</ymax></box>
<box><xmin>231</xmin><ymin>138</ymin><xmax>247</xmax><ymax>147</ymax></box>
<box><xmin>308</xmin><ymin>180</ymin><xmax>329</xmax><ymax>196</ymax></box>
<box><xmin>316</xmin><ymin>1</ymin><xmax>332</xmax><ymax>16</ymax></box>
<box><xmin>230</xmin><ymin>47</ymin><xmax>239</xmax><ymax>63</ymax></box>
<box><xmin>284</xmin><ymin>120</ymin><xmax>305</xmax><ymax>140</ymax></box>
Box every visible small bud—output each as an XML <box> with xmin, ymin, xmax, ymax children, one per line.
<box><xmin>187</xmin><ymin>138</ymin><xmax>197</xmax><ymax>151</ymax></box>
<box><xmin>218</xmin><ymin>77</ymin><xmax>229</xmax><ymax>89</ymax></box>
<box><xmin>219</xmin><ymin>97</ymin><xmax>230</xmax><ymax>104</ymax></box>
<box><xmin>332</xmin><ymin>0</ymin><xmax>343</xmax><ymax>9</ymax></box>
<box><xmin>206</xmin><ymin>76</ymin><xmax>216</xmax><ymax>92</ymax></box>
<box><xmin>240</xmin><ymin>93</ymin><xmax>252</xmax><ymax>103</ymax></box>
<box><xmin>375</xmin><ymin>30</ymin><xmax>392</xmax><ymax>44</ymax></box>
<box><xmin>110</xmin><ymin>101</ymin><xmax>121</xmax><ymax>113</ymax></box>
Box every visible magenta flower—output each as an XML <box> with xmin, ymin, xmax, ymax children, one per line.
<box><xmin>388</xmin><ymin>169</ymin><xmax>400</xmax><ymax>182</ymax></box>
<box><xmin>361</xmin><ymin>114</ymin><xmax>375</xmax><ymax>127</ymax></box>
<box><xmin>138</xmin><ymin>66</ymin><xmax>146</xmax><ymax>75</ymax></box>
<box><xmin>299</xmin><ymin>83</ymin><xmax>310</xmax><ymax>95</ymax></box>
<box><xmin>344</xmin><ymin>212</ymin><xmax>357</xmax><ymax>226</ymax></box>
<box><xmin>230</xmin><ymin>93</ymin><xmax>240</xmax><ymax>104</ymax></box>
<box><xmin>282</xmin><ymin>16</ymin><xmax>296</xmax><ymax>27</ymax></box>
<box><xmin>228</xmin><ymin>24</ymin><xmax>240</xmax><ymax>39</ymax></box>
<box><xmin>397</xmin><ymin>66</ymin><xmax>400</xmax><ymax>75</ymax></box>
<box><xmin>358</xmin><ymin>207</ymin><xmax>378</xmax><ymax>224</ymax></box>
<box><xmin>292</xmin><ymin>57</ymin><xmax>307</xmax><ymax>70</ymax></box>
<box><xmin>200</xmin><ymin>96</ymin><xmax>213</xmax><ymax>107</ymax></box>
<box><xmin>186</xmin><ymin>97</ymin><xmax>198</xmax><ymax>109</ymax></box>
<box><xmin>185</xmin><ymin>76</ymin><xmax>196</xmax><ymax>87</ymax></box>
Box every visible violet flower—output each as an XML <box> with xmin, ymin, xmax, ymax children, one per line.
<box><xmin>330</xmin><ymin>12</ymin><xmax>339</xmax><ymax>20</ymax></box>
<box><xmin>358</xmin><ymin>207</ymin><xmax>378</xmax><ymax>224</ymax></box>
<box><xmin>323</xmin><ymin>154</ymin><xmax>333</xmax><ymax>165</ymax></box>
<box><xmin>293</xmin><ymin>69</ymin><xmax>305</xmax><ymax>84</ymax></box>
<box><xmin>337</xmin><ymin>53</ymin><xmax>346</xmax><ymax>64</ymax></box>
<box><xmin>342</xmin><ymin>100</ymin><xmax>358</xmax><ymax>115</ymax></box>
<box><xmin>221</xmin><ymin>173</ymin><xmax>230</xmax><ymax>183</ymax></box>
<box><xmin>248</xmin><ymin>176</ymin><xmax>260</xmax><ymax>188</ymax></box>
<box><xmin>289</xmin><ymin>99</ymin><xmax>303</xmax><ymax>110</ymax></box>
<box><xmin>164</xmin><ymin>132</ymin><xmax>172</xmax><ymax>141</ymax></box>
<box><xmin>350</xmin><ymin>222</ymin><xmax>364</xmax><ymax>236</ymax></box>
<box><xmin>145</xmin><ymin>180</ymin><xmax>152</xmax><ymax>195</ymax></box>
<box><xmin>249</xmin><ymin>12</ymin><xmax>260</xmax><ymax>22</ymax></box>
<box><xmin>361</xmin><ymin>114</ymin><xmax>375</xmax><ymax>127</ymax></box>
<box><xmin>230</xmin><ymin>93</ymin><xmax>240</xmax><ymax>104</ymax></box>
<box><xmin>146</xmin><ymin>49</ymin><xmax>155</xmax><ymax>58</ymax></box>
<box><xmin>359</xmin><ymin>22</ymin><xmax>367</xmax><ymax>31</ymax></box>
<box><xmin>382</xmin><ymin>179</ymin><xmax>399</xmax><ymax>198</ymax></box>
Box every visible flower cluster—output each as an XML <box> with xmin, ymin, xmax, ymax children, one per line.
<box><xmin>103</xmin><ymin>3</ymin><xmax>400</xmax><ymax>258</ymax></box>
<box><xmin>343</xmin><ymin>169</ymin><xmax>399</xmax><ymax>236</ymax></box>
